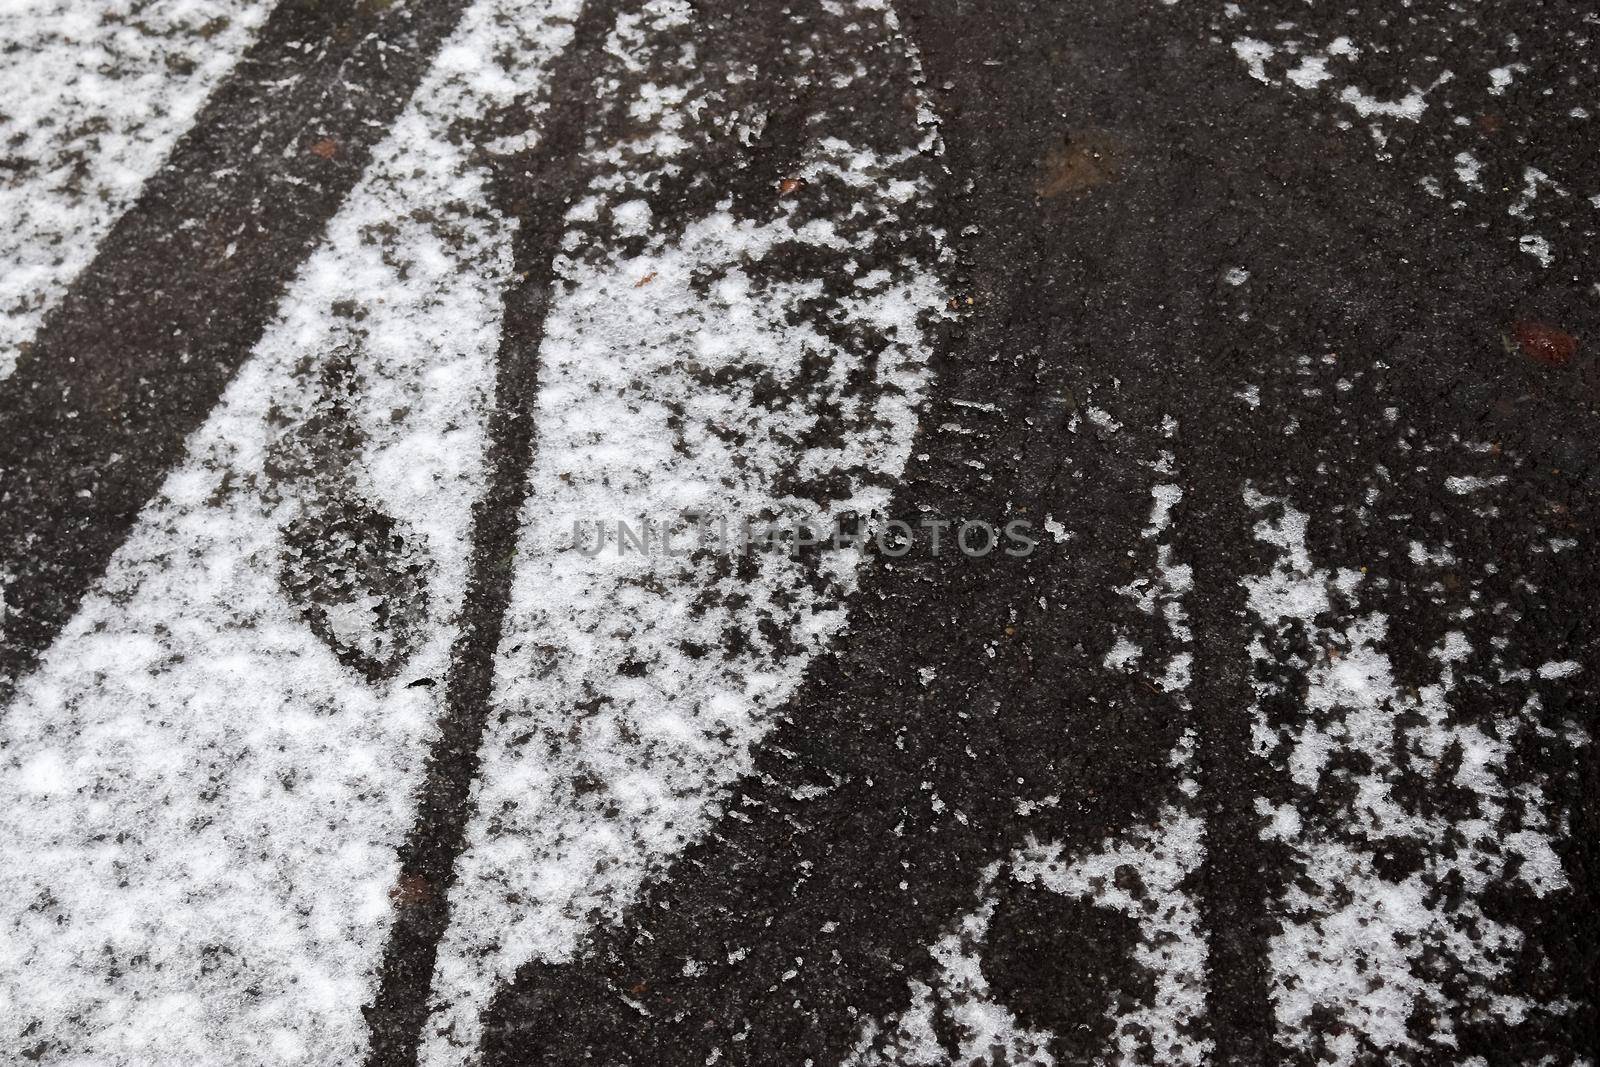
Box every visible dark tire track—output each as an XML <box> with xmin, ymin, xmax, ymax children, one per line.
<box><xmin>357</xmin><ymin>2</ymin><xmax>631</xmax><ymax>1062</ymax></box>
<box><xmin>0</xmin><ymin>0</ymin><xmax>474</xmax><ymax>703</ymax></box>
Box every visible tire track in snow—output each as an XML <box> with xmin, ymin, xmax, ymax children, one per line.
<box><xmin>0</xmin><ymin>0</ymin><xmax>474</xmax><ymax>704</ymax></box>
<box><xmin>364</xmin><ymin>0</ymin><xmax>948</xmax><ymax>1060</ymax></box>
<box><xmin>360</xmin><ymin>0</ymin><xmax>626</xmax><ymax>1059</ymax></box>
<box><xmin>0</xmin><ymin>0</ymin><xmax>577</xmax><ymax>1061</ymax></box>
<box><xmin>0</xmin><ymin>0</ymin><xmax>271</xmax><ymax>380</ymax></box>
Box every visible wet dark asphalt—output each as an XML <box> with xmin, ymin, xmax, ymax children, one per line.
<box><xmin>482</xmin><ymin>1</ymin><xmax>1598</xmax><ymax>1062</ymax></box>
<box><xmin>1</xmin><ymin>0</ymin><xmax>1595</xmax><ymax>1063</ymax></box>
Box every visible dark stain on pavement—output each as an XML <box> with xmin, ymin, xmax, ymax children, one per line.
<box><xmin>1038</xmin><ymin>129</ymin><xmax>1124</xmax><ymax>198</ymax></box>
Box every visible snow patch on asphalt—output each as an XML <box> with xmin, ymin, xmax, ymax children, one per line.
<box><xmin>1242</xmin><ymin>489</ymin><xmax>1578</xmax><ymax>1062</ymax></box>
<box><xmin>843</xmin><ymin>869</ymin><xmax>1056</xmax><ymax>1066</ymax></box>
<box><xmin>1105</xmin><ymin>438</ymin><xmax>1194</xmax><ymax>695</ymax></box>
<box><xmin>848</xmin><ymin>798</ymin><xmax>1208</xmax><ymax>1066</ymax></box>
<box><xmin>1209</xmin><ymin>1</ymin><xmax>1596</xmax><ymax>279</ymax></box>
<box><xmin>1066</xmin><ymin>429</ymin><xmax>1210</xmax><ymax>1064</ymax></box>
<box><xmin>1012</xmin><ymin>807</ymin><xmax>1209</xmax><ymax>1066</ymax></box>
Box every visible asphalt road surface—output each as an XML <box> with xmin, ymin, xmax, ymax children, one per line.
<box><xmin>0</xmin><ymin>0</ymin><xmax>1596</xmax><ymax>1064</ymax></box>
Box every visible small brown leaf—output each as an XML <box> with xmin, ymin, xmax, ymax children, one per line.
<box><xmin>309</xmin><ymin>137</ymin><xmax>339</xmax><ymax>160</ymax></box>
<box><xmin>634</xmin><ymin>272</ymin><xmax>657</xmax><ymax>288</ymax></box>
<box><xmin>390</xmin><ymin>874</ymin><xmax>432</xmax><ymax>909</ymax></box>
<box><xmin>1513</xmin><ymin>320</ymin><xmax>1578</xmax><ymax>368</ymax></box>
<box><xmin>777</xmin><ymin>177</ymin><xmax>806</xmax><ymax>197</ymax></box>
<box><xmin>1039</xmin><ymin>130</ymin><xmax>1124</xmax><ymax>198</ymax></box>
